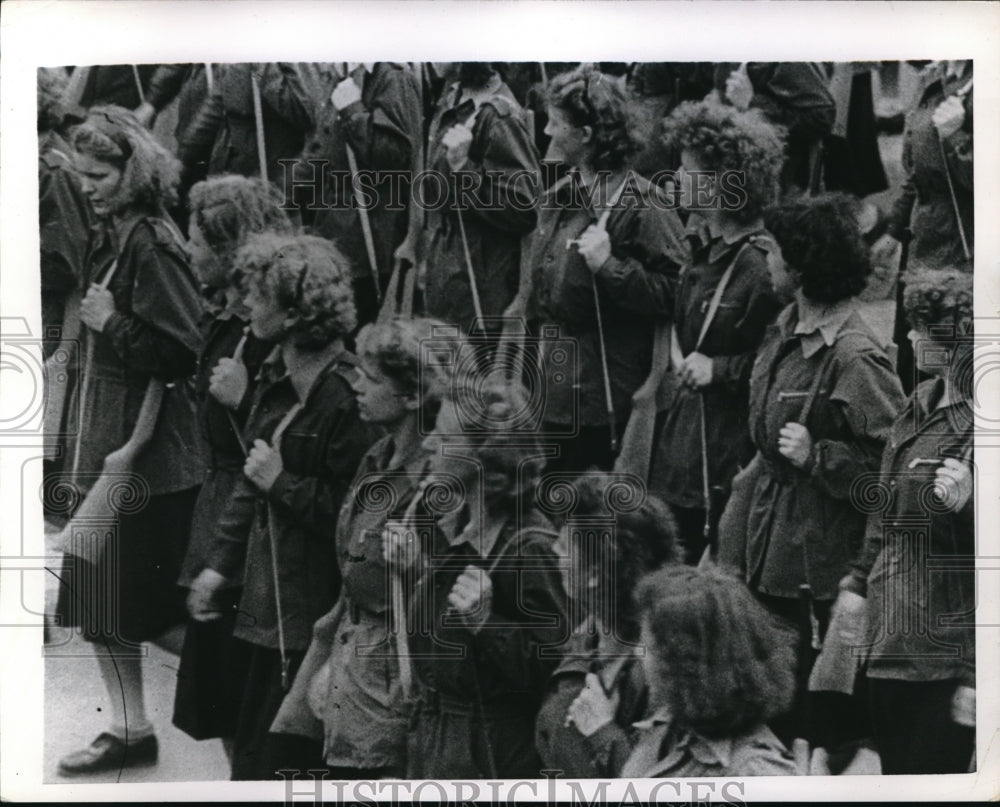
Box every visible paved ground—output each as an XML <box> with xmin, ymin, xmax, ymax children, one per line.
<box><xmin>44</xmin><ymin>635</ymin><xmax>229</xmax><ymax>784</ymax></box>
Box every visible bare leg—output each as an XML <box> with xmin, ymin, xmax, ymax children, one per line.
<box><xmin>96</xmin><ymin>642</ymin><xmax>154</xmax><ymax>742</ymax></box>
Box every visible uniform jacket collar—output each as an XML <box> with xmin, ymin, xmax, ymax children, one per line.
<box><xmin>631</xmin><ymin>707</ymin><xmax>737</xmax><ymax>769</ymax></box>
<box><xmin>789</xmin><ymin>294</ymin><xmax>859</xmax><ymax>358</ymax></box>
<box><xmin>705</xmin><ymin>218</ymin><xmax>766</xmax><ymax>264</ymax></box>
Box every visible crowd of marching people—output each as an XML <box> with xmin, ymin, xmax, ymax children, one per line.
<box><xmin>39</xmin><ymin>60</ymin><xmax>975</xmax><ymax>780</ymax></box>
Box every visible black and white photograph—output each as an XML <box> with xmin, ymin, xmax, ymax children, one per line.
<box><xmin>1</xmin><ymin>2</ymin><xmax>998</xmax><ymax>802</ymax></box>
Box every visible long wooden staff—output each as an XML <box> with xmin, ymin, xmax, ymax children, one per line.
<box><xmin>43</xmin><ymin>288</ymin><xmax>81</xmax><ymax>460</ymax></box>
<box><xmin>567</xmin><ymin>175</ymin><xmax>632</xmax><ymax>457</ymax></box>
<box><xmin>389</xmin><ymin>476</ymin><xmax>432</xmax><ymax>698</ymax></box>
<box><xmin>266</xmin><ymin>401</ymin><xmax>303</xmax><ymax>692</ymax></box>
<box><xmin>130</xmin><ymin>65</ymin><xmax>146</xmax><ymax>106</ymax></box>
<box><xmin>936</xmin><ymin>77</ymin><xmax>974</xmax><ymax>262</ymax></box>
<box><xmin>250</xmin><ymin>70</ymin><xmax>269</xmax><ymax>181</ymax></box>
<box><xmin>379</xmin><ymin>62</ymin><xmax>426</xmax><ymax>324</ymax></box>
<box><xmin>224</xmin><ymin>328</ymin><xmax>250</xmax><ymax>457</ymax></box>
<box><xmin>341</xmin><ymin>64</ymin><xmax>383</xmax><ymax>309</ymax></box>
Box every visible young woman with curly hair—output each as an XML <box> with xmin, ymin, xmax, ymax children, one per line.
<box><xmin>535</xmin><ymin>472</ymin><xmax>680</xmax><ymax>777</ymax></box>
<box><xmin>621</xmin><ymin>565</ymin><xmax>797</xmax><ymax>777</ymax></box>
<box><xmin>717</xmin><ymin>192</ymin><xmax>906</xmax><ymax>758</ymax></box>
<box><xmin>516</xmin><ymin>65</ymin><xmax>689</xmax><ymax>473</ymax></box>
<box><xmin>266</xmin><ymin>316</ymin><xmax>455</xmax><ymax>778</ymax></box>
<box><xmin>648</xmin><ymin>100</ymin><xmax>786</xmax><ymax>563</ymax></box>
<box><xmin>384</xmin><ymin>378</ymin><xmax>569</xmax><ymax>778</ymax></box>
<box><xmin>171</xmin><ymin>176</ymin><xmax>295</xmax><ymax>750</ymax></box>
<box><xmin>838</xmin><ymin>268</ymin><xmax>975</xmax><ymax>774</ymax></box>
<box><xmin>191</xmin><ymin>233</ymin><xmax>376</xmax><ymax>779</ymax></box>
<box><xmin>54</xmin><ymin>106</ymin><xmax>205</xmax><ymax>776</ymax></box>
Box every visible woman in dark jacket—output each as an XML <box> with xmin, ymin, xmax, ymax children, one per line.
<box><xmin>837</xmin><ymin>268</ymin><xmax>975</xmax><ymax>774</ymax></box>
<box><xmin>308</xmin><ymin>62</ymin><xmax>423</xmax><ymax>327</ymax></box>
<box><xmin>386</xmin><ymin>378</ymin><xmax>569</xmax><ymax>778</ymax></box>
<box><xmin>179</xmin><ymin>63</ymin><xmax>314</xmax><ymax>186</ymax></box>
<box><xmin>534</xmin><ymin>472</ymin><xmax>680</xmax><ymax>777</ymax></box>
<box><xmin>518</xmin><ymin>65</ymin><xmax>689</xmax><ymax>473</ymax></box>
<box><xmin>55</xmin><ymin>106</ymin><xmax>205</xmax><ymax>776</ymax></box>
<box><xmin>190</xmin><ymin>233</ymin><xmax>375</xmax><ymax>779</ymax></box>
<box><xmin>423</xmin><ymin>62</ymin><xmax>540</xmax><ymax>337</ymax></box>
<box><xmin>171</xmin><ymin>175</ymin><xmax>294</xmax><ymax>751</ymax></box>
<box><xmin>648</xmin><ymin>100</ymin><xmax>785</xmax><ymax>563</ymax></box>
<box><xmin>717</xmin><ymin>193</ymin><xmax>905</xmax><ymax>755</ymax></box>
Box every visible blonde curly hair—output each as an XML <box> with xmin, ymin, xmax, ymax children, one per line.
<box><xmin>235</xmin><ymin>232</ymin><xmax>357</xmax><ymax>349</ymax></box>
<box><xmin>71</xmin><ymin>105</ymin><xmax>181</xmax><ymax>214</ymax></box>
<box><xmin>662</xmin><ymin>100</ymin><xmax>786</xmax><ymax>224</ymax></box>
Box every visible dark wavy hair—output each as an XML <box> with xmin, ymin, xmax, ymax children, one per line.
<box><xmin>71</xmin><ymin>105</ymin><xmax>181</xmax><ymax>214</ymax></box>
<box><xmin>189</xmin><ymin>175</ymin><xmax>294</xmax><ymax>280</ymax></box>
<box><xmin>636</xmin><ymin>565</ymin><xmax>794</xmax><ymax>739</ymax></box>
<box><xmin>661</xmin><ymin>100</ymin><xmax>785</xmax><ymax>224</ymax></box>
<box><xmin>765</xmin><ymin>192</ymin><xmax>872</xmax><ymax>303</ymax></box>
<box><xmin>236</xmin><ymin>232</ymin><xmax>357</xmax><ymax>349</ymax></box>
<box><xmin>547</xmin><ymin>66</ymin><xmax>638</xmax><ymax>171</ymax></box>
<box><xmin>549</xmin><ymin>472</ymin><xmax>679</xmax><ymax>640</ymax></box>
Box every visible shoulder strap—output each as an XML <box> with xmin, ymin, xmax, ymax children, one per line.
<box><xmin>670</xmin><ymin>240</ymin><xmax>752</xmax><ymax>367</ymax></box>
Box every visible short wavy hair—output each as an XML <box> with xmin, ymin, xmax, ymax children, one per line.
<box><xmin>548</xmin><ymin>66</ymin><xmax>638</xmax><ymax>172</ymax></box>
<box><xmin>765</xmin><ymin>192</ymin><xmax>872</xmax><ymax>303</ymax></box>
<box><xmin>71</xmin><ymin>105</ymin><xmax>182</xmax><ymax>214</ymax></box>
<box><xmin>236</xmin><ymin>232</ymin><xmax>357</xmax><ymax>349</ymax></box>
<box><xmin>903</xmin><ymin>266</ymin><xmax>973</xmax><ymax>336</ymax></box>
<box><xmin>355</xmin><ymin>316</ymin><xmax>455</xmax><ymax>432</ymax></box>
<box><xmin>549</xmin><ymin>472</ymin><xmax>679</xmax><ymax>640</ymax></box>
<box><xmin>437</xmin><ymin>376</ymin><xmax>544</xmax><ymax>510</ymax></box>
<box><xmin>636</xmin><ymin>565</ymin><xmax>794</xmax><ymax>739</ymax></box>
<box><xmin>189</xmin><ymin>175</ymin><xmax>294</xmax><ymax>279</ymax></box>
<box><xmin>37</xmin><ymin>67</ymin><xmax>69</xmax><ymax>133</ymax></box>
<box><xmin>661</xmin><ymin>100</ymin><xmax>786</xmax><ymax>224</ymax></box>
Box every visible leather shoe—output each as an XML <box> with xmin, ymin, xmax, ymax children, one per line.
<box><xmin>57</xmin><ymin>732</ymin><xmax>158</xmax><ymax>776</ymax></box>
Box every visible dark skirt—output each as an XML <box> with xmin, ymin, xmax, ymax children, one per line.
<box><xmin>172</xmin><ymin>590</ymin><xmax>252</xmax><ymax>741</ymax></box>
<box><xmin>53</xmin><ymin>487</ymin><xmax>198</xmax><ymax>645</ymax></box>
<box><xmin>230</xmin><ymin>641</ymin><xmax>306</xmax><ymax>781</ymax></box>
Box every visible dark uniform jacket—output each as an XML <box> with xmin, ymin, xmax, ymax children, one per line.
<box><xmin>714</xmin><ymin>62</ymin><xmax>835</xmax><ymax>190</ymax></box>
<box><xmin>887</xmin><ymin>61</ymin><xmax>973</xmax><ymax>270</ymax></box>
<box><xmin>535</xmin><ymin>628</ymin><xmax>648</xmax><ymax>778</ymax></box>
<box><xmin>178</xmin><ymin>306</ymin><xmax>271</xmax><ymax>588</ymax></box>
<box><xmin>205</xmin><ymin>347</ymin><xmax>375</xmax><ymax>651</ymax></box>
<box><xmin>146</xmin><ymin>63</ymin><xmax>214</xmax><ymax>140</ymax></box>
<box><xmin>527</xmin><ymin>171</ymin><xmax>689</xmax><ymax>428</ymax></box>
<box><xmin>650</xmin><ymin>225</ymin><xmax>783</xmax><ymax>509</ymax></box>
<box><xmin>406</xmin><ymin>507</ymin><xmax>568</xmax><ymax>779</ymax></box>
<box><xmin>843</xmin><ymin>378</ymin><xmax>975</xmax><ymax>687</ymax></box>
<box><xmin>423</xmin><ymin>75</ymin><xmax>540</xmax><ymax>331</ymax></box>
<box><xmin>63</xmin><ymin>215</ymin><xmax>205</xmax><ymax>497</ymax></box>
<box><xmin>179</xmin><ymin>62</ymin><xmax>314</xmax><ymax>185</ymax></box>
<box><xmin>38</xmin><ymin>132</ymin><xmax>91</xmax><ymax>352</ymax></box>
<box><xmin>729</xmin><ymin>301</ymin><xmax>904</xmax><ymax>601</ymax></box>
<box><xmin>308</xmin><ymin>63</ymin><xmax>422</xmax><ymax>286</ymax></box>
